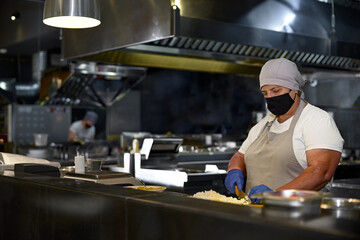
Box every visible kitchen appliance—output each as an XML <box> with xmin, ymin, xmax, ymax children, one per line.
<box><xmin>0</xmin><ymin>152</ymin><xmax>60</xmax><ymax>171</ymax></box>
<box><xmin>63</xmin><ymin>170</ymin><xmax>142</xmax><ymax>186</ymax></box>
<box><xmin>120</xmin><ymin>132</ymin><xmax>151</xmax><ymax>153</ymax></box>
<box><xmin>109</xmin><ymin>137</ymin><xmax>230</xmax><ymax>194</ymax></box>
<box><xmin>140</xmin><ymin>138</ymin><xmax>183</xmax><ymax>161</ymax></box>
<box><xmin>331</xmin><ymin>178</ymin><xmax>360</xmax><ymax>199</ymax></box>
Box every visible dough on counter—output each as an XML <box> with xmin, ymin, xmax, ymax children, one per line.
<box><xmin>192</xmin><ymin>190</ymin><xmax>250</xmax><ymax>205</ymax></box>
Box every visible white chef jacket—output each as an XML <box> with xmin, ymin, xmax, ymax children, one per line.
<box><xmin>69</xmin><ymin>120</ymin><xmax>95</xmax><ymax>142</ymax></box>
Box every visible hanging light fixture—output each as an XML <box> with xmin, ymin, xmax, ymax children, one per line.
<box><xmin>43</xmin><ymin>0</ymin><xmax>101</xmax><ymax>29</ymax></box>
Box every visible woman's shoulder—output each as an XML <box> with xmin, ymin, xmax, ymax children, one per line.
<box><xmin>301</xmin><ymin>103</ymin><xmax>330</xmax><ymax>121</ymax></box>
<box><xmin>297</xmin><ymin>103</ymin><xmax>337</xmax><ymax>132</ymax></box>
<box><xmin>296</xmin><ymin>102</ymin><xmax>344</xmax><ymax>151</ymax></box>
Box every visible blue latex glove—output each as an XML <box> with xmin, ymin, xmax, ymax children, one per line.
<box><xmin>225</xmin><ymin>169</ymin><xmax>244</xmax><ymax>194</ymax></box>
<box><xmin>248</xmin><ymin>184</ymin><xmax>273</xmax><ymax>204</ymax></box>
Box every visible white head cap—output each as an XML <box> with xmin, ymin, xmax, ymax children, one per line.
<box><xmin>259</xmin><ymin>58</ymin><xmax>305</xmax><ymax>91</ymax></box>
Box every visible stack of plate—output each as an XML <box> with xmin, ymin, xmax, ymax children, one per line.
<box><xmin>26</xmin><ymin>149</ymin><xmax>49</xmax><ymax>159</ymax></box>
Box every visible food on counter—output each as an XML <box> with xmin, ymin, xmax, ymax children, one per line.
<box><xmin>192</xmin><ymin>190</ymin><xmax>250</xmax><ymax>205</ymax></box>
<box><xmin>125</xmin><ymin>185</ymin><xmax>166</xmax><ymax>192</ymax></box>
<box><xmin>136</xmin><ymin>186</ymin><xmax>163</xmax><ymax>191</ymax></box>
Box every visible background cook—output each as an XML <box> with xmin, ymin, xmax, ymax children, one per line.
<box><xmin>225</xmin><ymin>58</ymin><xmax>344</xmax><ymax>203</ymax></box>
<box><xmin>68</xmin><ymin>111</ymin><xmax>98</xmax><ymax>143</ymax></box>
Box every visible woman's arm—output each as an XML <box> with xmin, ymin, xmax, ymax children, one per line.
<box><xmin>276</xmin><ymin>149</ymin><xmax>341</xmax><ymax>191</ymax></box>
<box><xmin>227</xmin><ymin>151</ymin><xmax>247</xmax><ymax>177</ymax></box>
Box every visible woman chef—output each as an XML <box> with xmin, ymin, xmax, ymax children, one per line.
<box><xmin>225</xmin><ymin>58</ymin><xmax>344</xmax><ymax>203</ymax></box>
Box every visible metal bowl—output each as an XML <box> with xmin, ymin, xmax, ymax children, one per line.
<box><xmin>321</xmin><ymin>197</ymin><xmax>360</xmax><ymax>220</ymax></box>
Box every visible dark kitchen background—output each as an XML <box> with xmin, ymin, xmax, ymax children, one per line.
<box><xmin>1</xmin><ymin>1</ymin><xmax>360</xmax><ymax>239</ymax></box>
<box><xmin>0</xmin><ymin>0</ymin><xmax>360</xmax><ymax>157</ymax></box>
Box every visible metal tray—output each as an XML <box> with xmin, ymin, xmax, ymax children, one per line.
<box><xmin>321</xmin><ymin>197</ymin><xmax>360</xmax><ymax>220</ymax></box>
<box><xmin>252</xmin><ymin>189</ymin><xmax>330</xmax><ymax>208</ymax></box>
<box><xmin>321</xmin><ymin>197</ymin><xmax>360</xmax><ymax>209</ymax></box>
<box><xmin>65</xmin><ymin>171</ymin><xmax>133</xmax><ymax>179</ymax></box>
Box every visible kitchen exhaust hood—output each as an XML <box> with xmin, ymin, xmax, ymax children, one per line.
<box><xmin>44</xmin><ymin>62</ymin><xmax>146</xmax><ymax>107</ymax></box>
<box><xmin>62</xmin><ymin>0</ymin><xmax>360</xmax><ymax>74</ymax></box>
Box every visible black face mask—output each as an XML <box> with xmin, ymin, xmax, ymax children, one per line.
<box><xmin>265</xmin><ymin>92</ymin><xmax>295</xmax><ymax>116</ymax></box>
<box><xmin>84</xmin><ymin>123</ymin><xmax>92</xmax><ymax>129</ymax></box>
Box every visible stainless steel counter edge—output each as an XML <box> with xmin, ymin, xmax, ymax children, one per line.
<box><xmin>0</xmin><ymin>172</ymin><xmax>359</xmax><ymax>240</ymax></box>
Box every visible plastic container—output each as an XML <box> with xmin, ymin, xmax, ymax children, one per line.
<box><xmin>74</xmin><ymin>155</ymin><xmax>85</xmax><ymax>173</ymax></box>
<box><xmin>86</xmin><ymin>158</ymin><xmax>102</xmax><ymax>172</ymax></box>
<box><xmin>33</xmin><ymin>133</ymin><xmax>48</xmax><ymax>147</ymax></box>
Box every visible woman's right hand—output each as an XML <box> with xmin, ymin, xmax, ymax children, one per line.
<box><xmin>225</xmin><ymin>169</ymin><xmax>244</xmax><ymax>194</ymax></box>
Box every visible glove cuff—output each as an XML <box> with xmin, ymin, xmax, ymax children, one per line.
<box><xmin>228</xmin><ymin>168</ymin><xmax>244</xmax><ymax>178</ymax></box>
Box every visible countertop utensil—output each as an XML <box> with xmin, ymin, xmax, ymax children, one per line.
<box><xmin>235</xmin><ymin>184</ymin><xmax>251</xmax><ymax>204</ymax></box>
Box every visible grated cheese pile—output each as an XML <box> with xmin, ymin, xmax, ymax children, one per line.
<box><xmin>192</xmin><ymin>190</ymin><xmax>250</xmax><ymax>205</ymax></box>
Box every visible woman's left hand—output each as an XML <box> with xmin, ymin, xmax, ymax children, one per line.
<box><xmin>248</xmin><ymin>184</ymin><xmax>273</xmax><ymax>203</ymax></box>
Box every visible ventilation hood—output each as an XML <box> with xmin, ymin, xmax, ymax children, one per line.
<box><xmin>44</xmin><ymin>62</ymin><xmax>146</xmax><ymax>107</ymax></box>
<box><xmin>62</xmin><ymin>0</ymin><xmax>360</xmax><ymax>75</ymax></box>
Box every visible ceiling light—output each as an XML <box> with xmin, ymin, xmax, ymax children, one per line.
<box><xmin>11</xmin><ymin>11</ymin><xmax>20</xmax><ymax>21</ymax></box>
<box><xmin>43</xmin><ymin>0</ymin><xmax>101</xmax><ymax>29</ymax></box>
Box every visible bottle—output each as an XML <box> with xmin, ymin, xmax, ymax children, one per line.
<box><xmin>132</xmin><ymin>139</ymin><xmax>140</xmax><ymax>153</ymax></box>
